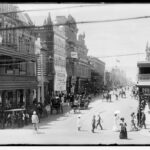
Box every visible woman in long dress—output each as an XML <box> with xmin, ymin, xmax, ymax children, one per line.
<box><xmin>112</xmin><ymin>113</ymin><xmax>120</xmax><ymax>131</ymax></box>
<box><xmin>119</xmin><ymin>117</ymin><xmax>127</xmax><ymax>139</ymax></box>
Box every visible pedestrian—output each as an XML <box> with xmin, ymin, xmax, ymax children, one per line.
<box><xmin>77</xmin><ymin>115</ymin><xmax>81</xmax><ymax>131</ymax></box>
<box><xmin>60</xmin><ymin>95</ymin><xmax>64</xmax><ymax>113</ymax></box>
<box><xmin>96</xmin><ymin>113</ymin><xmax>103</xmax><ymax>130</ymax></box>
<box><xmin>25</xmin><ymin>112</ymin><xmax>30</xmax><ymax>125</ymax></box>
<box><xmin>22</xmin><ymin>112</ymin><xmax>25</xmax><ymax>127</ymax></box>
<box><xmin>31</xmin><ymin>111</ymin><xmax>39</xmax><ymax>133</ymax></box>
<box><xmin>141</xmin><ymin>110</ymin><xmax>146</xmax><ymax>129</ymax></box>
<box><xmin>119</xmin><ymin>117</ymin><xmax>128</xmax><ymax>139</ymax></box>
<box><xmin>130</xmin><ymin>112</ymin><xmax>138</xmax><ymax>131</ymax></box>
<box><xmin>137</xmin><ymin>109</ymin><xmax>142</xmax><ymax>127</ymax></box>
<box><xmin>92</xmin><ymin>115</ymin><xmax>96</xmax><ymax>133</ymax></box>
<box><xmin>112</xmin><ymin>113</ymin><xmax>120</xmax><ymax>132</ymax></box>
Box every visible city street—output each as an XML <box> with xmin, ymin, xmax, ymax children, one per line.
<box><xmin>0</xmin><ymin>92</ymin><xmax>150</xmax><ymax>145</ymax></box>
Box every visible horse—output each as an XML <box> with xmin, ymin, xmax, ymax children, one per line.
<box><xmin>50</xmin><ymin>98</ymin><xmax>63</xmax><ymax>114</ymax></box>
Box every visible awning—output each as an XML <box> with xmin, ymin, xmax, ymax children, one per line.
<box><xmin>136</xmin><ymin>81</ymin><xmax>150</xmax><ymax>87</ymax></box>
<box><xmin>137</xmin><ymin>61</ymin><xmax>150</xmax><ymax>67</ymax></box>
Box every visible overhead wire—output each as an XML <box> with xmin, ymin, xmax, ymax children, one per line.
<box><xmin>0</xmin><ymin>4</ymin><xmax>106</xmax><ymax>15</ymax></box>
<box><xmin>0</xmin><ymin>4</ymin><xmax>148</xmax><ymax>63</ymax></box>
<box><xmin>0</xmin><ymin>52</ymin><xmax>146</xmax><ymax>65</ymax></box>
<box><xmin>97</xmin><ymin>52</ymin><xmax>145</xmax><ymax>58</ymax></box>
<box><xmin>1</xmin><ymin>15</ymin><xmax>150</xmax><ymax>31</ymax></box>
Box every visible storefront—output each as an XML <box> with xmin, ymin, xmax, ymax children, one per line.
<box><xmin>0</xmin><ymin>75</ymin><xmax>37</xmax><ymax>111</ymax></box>
<box><xmin>137</xmin><ymin>82</ymin><xmax>150</xmax><ymax>111</ymax></box>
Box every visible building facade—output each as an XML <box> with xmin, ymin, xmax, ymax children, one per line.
<box><xmin>38</xmin><ymin>13</ymin><xmax>67</xmax><ymax>97</ymax></box>
<box><xmin>0</xmin><ymin>4</ymin><xmax>37</xmax><ymax>110</ymax></box>
<box><xmin>53</xmin><ymin>25</ymin><xmax>67</xmax><ymax>94</ymax></box>
<box><xmin>88</xmin><ymin>56</ymin><xmax>105</xmax><ymax>93</ymax></box>
<box><xmin>56</xmin><ymin>15</ymin><xmax>91</xmax><ymax>94</ymax></box>
<box><xmin>35</xmin><ymin>37</ymin><xmax>49</xmax><ymax>103</ymax></box>
<box><xmin>75</xmin><ymin>33</ymin><xmax>91</xmax><ymax>94</ymax></box>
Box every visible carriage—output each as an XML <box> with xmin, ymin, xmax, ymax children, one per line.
<box><xmin>79</xmin><ymin>98</ymin><xmax>90</xmax><ymax>109</ymax></box>
<box><xmin>50</xmin><ymin>97</ymin><xmax>63</xmax><ymax>114</ymax></box>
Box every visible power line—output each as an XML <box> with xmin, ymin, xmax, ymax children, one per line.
<box><xmin>1</xmin><ymin>15</ymin><xmax>150</xmax><ymax>31</ymax></box>
<box><xmin>0</xmin><ymin>52</ymin><xmax>145</xmax><ymax>64</ymax></box>
<box><xmin>0</xmin><ymin>4</ymin><xmax>105</xmax><ymax>15</ymax></box>
<box><xmin>95</xmin><ymin>52</ymin><xmax>145</xmax><ymax>58</ymax></box>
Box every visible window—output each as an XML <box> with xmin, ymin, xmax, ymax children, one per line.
<box><xmin>19</xmin><ymin>37</ymin><xmax>21</xmax><ymax>51</ymax></box>
<box><xmin>6</xmin><ymin>25</ymin><xmax>8</xmax><ymax>43</ymax></box>
<box><xmin>8</xmin><ymin>33</ymin><xmax>11</xmax><ymax>44</ymax></box>
<box><xmin>19</xmin><ymin>63</ymin><xmax>26</xmax><ymax>75</ymax></box>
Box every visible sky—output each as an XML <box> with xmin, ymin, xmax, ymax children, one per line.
<box><xmin>17</xmin><ymin>3</ymin><xmax>150</xmax><ymax>82</ymax></box>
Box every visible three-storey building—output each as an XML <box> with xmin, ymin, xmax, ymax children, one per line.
<box><xmin>0</xmin><ymin>4</ymin><xmax>37</xmax><ymax>110</ymax></box>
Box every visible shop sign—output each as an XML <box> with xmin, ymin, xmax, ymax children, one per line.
<box><xmin>54</xmin><ymin>66</ymin><xmax>67</xmax><ymax>91</ymax></box>
<box><xmin>71</xmin><ymin>52</ymin><xmax>78</xmax><ymax>59</ymax></box>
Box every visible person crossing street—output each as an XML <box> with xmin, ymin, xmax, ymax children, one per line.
<box><xmin>96</xmin><ymin>113</ymin><xmax>103</xmax><ymax>130</ymax></box>
<box><xmin>31</xmin><ymin>111</ymin><xmax>39</xmax><ymax>133</ymax></box>
<box><xmin>91</xmin><ymin>115</ymin><xmax>96</xmax><ymax>133</ymax></box>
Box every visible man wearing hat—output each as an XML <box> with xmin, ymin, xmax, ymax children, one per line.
<box><xmin>92</xmin><ymin>115</ymin><xmax>96</xmax><ymax>133</ymax></box>
<box><xmin>96</xmin><ymin>113</ymin><xmax>103</xmax><ymax>130</ymax></box>
<box><xmin>141</xmin><ymin>110</ymin><xmax>146</xmax><ymax>129</ymax></box>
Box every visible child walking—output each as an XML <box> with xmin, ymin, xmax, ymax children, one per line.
<box><xmin>32</xmin><ymin>111</ymin><xmax>39</xmax><ymax>133</ymax></box>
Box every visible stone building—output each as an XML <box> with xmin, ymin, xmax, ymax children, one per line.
<box><xmin>39</xmin><ymin>13</ymin><xmax>67</xmax><ymax>97</ymax></box>
<box><xmin>88</xmin><ymin>56</ymin><xmax>105</xmax><ymax>93</ymax></box>
<box><xmin>0</xmin><ymin>4</ymin><xmax>37</xmax><ymax>110</ymax></box>
<box><xmin>75</xmin><ymin>33</ymin><xmax>91</xmax><ymax>94</ymax></box>
<box><xmin>56</xmin><ymin>15</ymin><xmax>91</xmax><ymax>94</ymax></box>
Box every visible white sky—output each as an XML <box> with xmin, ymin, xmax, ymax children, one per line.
<box><xmin>17</xmin><ymin>3</ymin><xmax>150</xmax><ymax>82</ymax></box>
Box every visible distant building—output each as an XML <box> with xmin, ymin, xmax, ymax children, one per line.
<box><xmin>88</xmin><ymin>56</ymin><xmax>105</xmax><ymax>92</ymax></box>
<box><xmin>0</xmin><ymin>4</ymin><xmax>37</xmax><ymax>110</ymax></box>
<box><xmin>75</xmin><ymin>33</ymin><xmax>91</xmax><ymax>94</ymax></box>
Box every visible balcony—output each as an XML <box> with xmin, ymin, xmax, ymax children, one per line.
<box><xmin>0</xmin><ymin>74</ymin><xmax>37</xmax><ymax>90</ymax></box>
<box><xmin>138</xmin><ymin>74</ymin><xmax>150</xmax><ymax>81</ymax></box>
<box><xmin>0</xmin><ymin>74</ymin><xmax>36</xmax><ymax>82</ymax></box>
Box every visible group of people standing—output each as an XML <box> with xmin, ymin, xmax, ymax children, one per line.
<box><xmin>76</xmin><ymin>113</ymin><xmax>103</xmax><ymax>133</ymax></box>
<box><xmin>76</xmin><ymin>111</ymin><xmax>128</xmax><ymax>140</ymax></box>
<box><xmin>102</xmin><ymin>87</ymin><xmax>128</xmax><ymax>102</ymax></box>
<box><xmin>131</xmin><ymin>110</ymin><xmax>146</xmax><ymax>130</ymax></box>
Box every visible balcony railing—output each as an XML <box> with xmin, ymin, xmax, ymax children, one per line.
<box><xmin>138</xmin><ymin>74</ymin><xmax>150</xmax><ymax>80</ymax></box>
<box><xmin>0</xmin><ymin>74</ymin><xmax>36</xmax><ymax>82</ymax></box>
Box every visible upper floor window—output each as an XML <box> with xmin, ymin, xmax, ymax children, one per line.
<box><xmin>139</xmin><ymin>67</ymin><xmax>150</xmax><ymax>74</ymax></box>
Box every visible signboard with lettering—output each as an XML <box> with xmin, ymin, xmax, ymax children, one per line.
<box><xmin>54</xmin><ymin>66</ymin><xmax>67</xmax><ymax>91</ymax></box>
<box><xmin>71</xmin><ymin>52</ymin><xmax>78</xmax><ymax>59</ymax></box>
